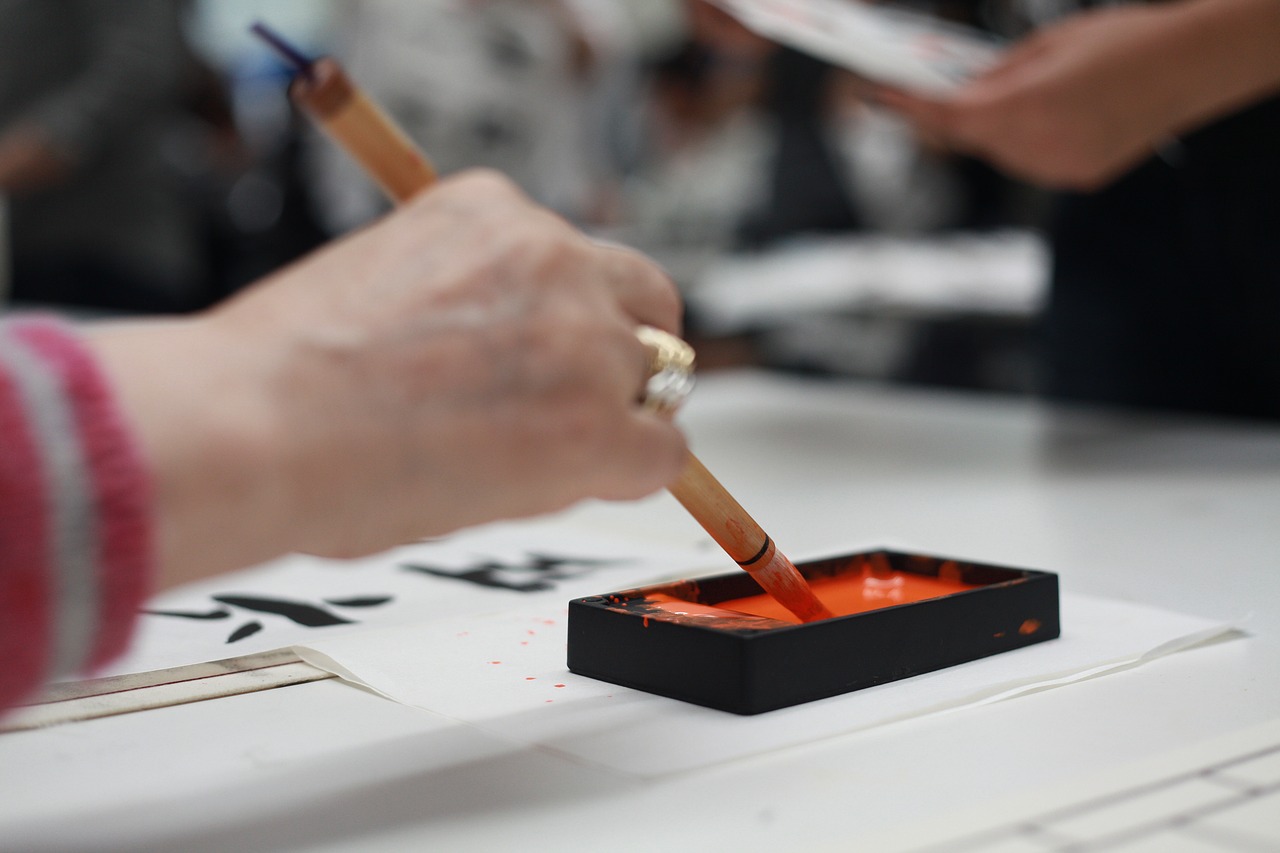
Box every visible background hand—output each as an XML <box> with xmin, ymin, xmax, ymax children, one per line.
<box><xmin>877</xmin><ymin>0</ymin><xmax>1280</xmax><ymax>190</ymax></box>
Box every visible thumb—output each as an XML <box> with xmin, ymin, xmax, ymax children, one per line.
<box><xmin>873</xmin><ymin>86</ymin><xmax>964</xmax><ymax>150</ymax></box>
<box><xmin>874</xmin><ymin>86</ymin><xmax>957</xmax><ymax>134</ymax></box>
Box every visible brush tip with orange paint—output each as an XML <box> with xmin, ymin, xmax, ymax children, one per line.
<box><xmin>746</xmin><ymin>548</ymin><xmax>835</xmax><ymax>622</ymax></box>
<box><xmin>669</xmin><ymin>450</ymin><xmax>832</xmax><ymax>623</ymax></box>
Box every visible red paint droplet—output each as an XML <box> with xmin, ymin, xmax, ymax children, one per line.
<box><xmin>993</xmin><ymin>631</ymin><xmax>1006</xmax><ymax>638</ymax></box>
<box><xmin>545</xmin><ymin>699</ymin><xmax>553</xmax><ymax>704</ymax></box>
<box><xmin>527</xmin><ymin>630</ymin><xmax>536</xmax><ymax>636</ymax></box>
<box><xmin>643</xmin><ymin>616</ymin><xmax>650</xmax><ymax>628</ymax></box>
<box><xmin>489</xmin><ymin>660</ymin><xmax>502</xmax><ymax>665</ymax></box>
<box><xmin>1019</xmin><ymin>619</ymin><xmax>1042</xmax><ymax>636</ymax></box>
<box><xmin>542</xmin><ymin>619</ymin><xmax>555</xmax><ymax>626</ymax></box>
<box><xmin>525</xmin><ymin>677</ymin><xmax>536</xmax><ymax>681</ymax></box>
<box><xmin>520</xmin><ymin>641</ymin><xmax>529</xmax><ymax>646</ymax></box>
<box><xmin>554</xmin><ymin>683</ymin><xmax>566</xmax><ymax>688</ymax></box>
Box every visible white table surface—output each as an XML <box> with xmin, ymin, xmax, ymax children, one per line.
<box><xmin>2</xmin><ymin>370</ymin><xmax>1277</xmax><ymax>852</ymax></box>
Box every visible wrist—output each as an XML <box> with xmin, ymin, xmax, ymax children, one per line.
<box><xmin>86</xmin><ymin>315</ymin><xmax>294</xmax><ymax>588</ymax></box>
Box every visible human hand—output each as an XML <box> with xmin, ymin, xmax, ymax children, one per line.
<box><xmin>90</xmin><ymin>170</ymin><xmax>689</xmax><ymax>587</ymax></box>
<box><xmin>875</xmin><ymin>0</ymin><xmax>1280</xmax><ymax>190</ymax></box>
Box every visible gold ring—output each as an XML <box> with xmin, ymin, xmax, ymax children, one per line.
<box><xmin>635</xmin><ymin>325</ymin><xmax>695</xmax><ymax>415</ymax></box>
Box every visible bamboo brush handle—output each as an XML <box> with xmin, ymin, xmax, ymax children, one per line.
<box><xmin>670</xmin><ymin>451</ymin><xmax>831</xmax><ymax>621</ymax></box>
<box><xmin>288</xmin><ymin>58</ymin><xmax>437</xmax><ymax>203</ymax></box>
<box><xmin>669</xmin><ymin>450</ymin><xmax>776</xmax><ymax>568</ymax></box>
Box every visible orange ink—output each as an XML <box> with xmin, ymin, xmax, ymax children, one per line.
<box><xmin>938</xmin><ymin>561</ymin><xmax>963</xmax><ymax>583</ymax></box>
<box><xmin>713</xmin><ymin>569</ymin><xmax>977</xmax><ymax>624</ymax></box>
<box><xmin>747</xmin><ymin>549</ymin><xmax>833</xmax><ymax>622</ymax></box>
<box><xmin>1019</xmin><ymin>619</ymin><xmax>1042</xmax><ymax>635</ymax></box>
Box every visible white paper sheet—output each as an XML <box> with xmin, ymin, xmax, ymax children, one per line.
<box><xmin>296</xmin><ymin>594</ymin><xmax>1238</xmax><ymax>777</ymax></box>
<box><xmin>102</xmin><ymin>515</ymin><xmax>719</xmax><ymax>677</ymax></box>
<box><xmin>713</xmin><ymin>0</ymin><xmax>1004</xmax><ymax>93</ymax></box>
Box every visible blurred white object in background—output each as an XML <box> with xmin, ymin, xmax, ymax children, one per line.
<box><xmin>713</xmin><ymin>0</ymin><xmax>1004</xmax><ymax>93</ymax></box>
<box><xmin>309</xmin><ymin>0</ymin><xmax>683</xmax><ymax>233</ymax></box>
<box><xmin>688</xmin><ymin>229</ymin><xmax>1050</xmax><ymax>334</ymax></box>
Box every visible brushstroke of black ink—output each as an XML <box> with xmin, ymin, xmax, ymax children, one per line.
<box><xmin>142</xmin><ymin>608</ymin><xmax>231</xmax><ymax>620</ymax></box>
<box><xmin>400</xmin><ymin>552</ymin><xmax>629</xmax><ymax>593</ymax></box>
<box><xmin>145</xmin><ymin>593</ymin><xmax>395</xmax><ymax>643</ymax></box>
<box><xmin>212</xmin><ymin>595</ymin><xmax>354</xmax><ymax>627</ymax></box>
<box><xmin>324</xmin><ymin>596</ymin><xmax>393</xmax><ymax>608</ymax></box>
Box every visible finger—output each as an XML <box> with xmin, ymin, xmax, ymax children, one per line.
<box><xmin>563</xmin><ymin>322</ymin><xmax>689</xmax><ymax>499</ymax></box>
<box><xmin>590</xmin><ymin>241</ymin><xmax>683</xmax><ymax>335</ymax></box>
<box><xmin>590</xmin><ymin>412</ymin><xmax>689</xmax><ymax>501</ymax></box>
<box><xmin>874</xmin><ymin>87</ymin><xmax>958</xmax><ymax>137</ymax></box>
<box><xmin>974</xmin><ymin>32</ymin><xmax>1053</xmax><ymax>83</ymax></box>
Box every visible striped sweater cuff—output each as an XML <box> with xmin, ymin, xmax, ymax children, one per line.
<box><xmin>0</xmin><ymin>316</ymin><xmax>154</xmax><ymax>708</ymax></box>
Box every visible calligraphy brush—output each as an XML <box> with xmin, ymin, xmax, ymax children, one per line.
<box><xmin>250</xmin><ymin>22</ymin><xmax>832</xmax><ymax>622</ymax></box>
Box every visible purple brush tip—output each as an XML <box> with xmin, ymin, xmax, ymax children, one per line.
<box><xmin>250</xmin><ymin>21</ymin><xmax>315</xmax><ymax>77</ymax></box>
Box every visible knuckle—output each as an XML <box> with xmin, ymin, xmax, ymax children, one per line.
<box><xmin>651</xmin><ymin>277</ymin><xmax>683</xmax><ymax>331</ymax></box>
<box><xmin>452</xmin><ymin>168</ymin><xmax>524</xmax><ymax>201</ymax></box>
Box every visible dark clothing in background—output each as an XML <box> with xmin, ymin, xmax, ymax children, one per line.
<box><xmin>1043</xmin><ymin>96</ymin><xmax>1280</xmax><ymax>420</ymax></box>
<box><xmin>0</xmin><ymin>0</ymin><xmax>206</xmax><ymax>314</ymax></box>
<box><xmin>737</xmin><ymin>49</ymin><xmax>861</xmax><ymax>247</ymax></box>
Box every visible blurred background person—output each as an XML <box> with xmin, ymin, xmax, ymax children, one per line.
<box><xmin>614</xmin><ymin>0</ymin><xmax>989</xmax><ymax>261</ymax></box>
<box><xmin>0</xmin><ymin>0</ymin><xmax>213</xmax><ymax>315</ymax></box>
<box><xmin>306</xmin><ymin>0</ymin><xmax>684</xmax><ymax>234</ymax></box>
<box><xmin>0</xmin><ymin>0</ymin><xmax>1057</xmax><ymax>401</ymax></box>
<box><xmin>699</xmin><ymin>4</ymin><xmax>963</xmax><ymax>247</ymax></box>
<box><xmin>882</xmin><ymin>0</ymin><xmax>1280</xmax><ymax>419</ymax></box>
<box><xmin>608</xmin><ymin>0</ymin><xmax>1039</xmax><ymax>379</ymax></box>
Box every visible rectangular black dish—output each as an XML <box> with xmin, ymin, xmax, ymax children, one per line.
<box><xmin>567</xmin><ymin>550</ymin><xmax>1059</xmax><ymax>715</ymax></box>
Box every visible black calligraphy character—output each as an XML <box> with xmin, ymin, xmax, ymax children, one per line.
<box><xmin>145</xmin><ymin>594</ymin><xmax>393</xmax><ymax>643</ymax></box>
<box><xmin>400</xmin><ymin>552</ymin><xmax>628</xmax><ymax>592</ymax></box>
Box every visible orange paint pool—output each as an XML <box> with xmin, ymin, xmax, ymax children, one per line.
<box><xmin>643</xmin><ymin>567</ymin><xmax>979</xmax><ymax>625</ymax></box>
<box><xmin>721</xmin><ymin>570</ymin><xmax>978</xmax><ymax>623</ymax></box>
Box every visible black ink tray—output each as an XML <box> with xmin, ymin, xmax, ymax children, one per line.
<box><xmin>567</xmin><ymin>550</ymin><xmax>1059</xmax><ymax>715</ymax></box>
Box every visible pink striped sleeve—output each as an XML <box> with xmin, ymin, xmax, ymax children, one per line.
<box><xmin>0</xmin><ymin>317</ymin><xmax>155</xmax><ymax>712</ymax></box>
<box><xmin>13</xmin><ymin>320</ymin><xmax>156</xmax><ymax>671</ymax></box>
<box><xmin>0</xmin><ymin>342</ymin><xmax>54</xmax><ymax>710</ymax></box>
